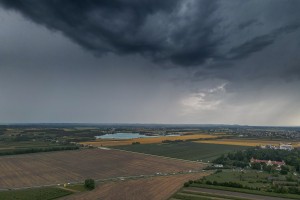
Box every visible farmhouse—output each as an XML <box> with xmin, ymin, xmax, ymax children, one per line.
<box><xmin>260</xmin><ymin>144</ymin><xmax>278</xmax><ymax>149</ymax></box>
<box><xmin>213</xmin><ymin>164</ymin><xmax>223</xmax><ymax>168</ymax></box>
<box><xmin>260</xmin><ymin>143</ymin><xmax>294</xmax><ymax>150</ymax></box>
<box><xmin>250</xmin><ymin>157</ymin><xmax>285</xmax><ymax>167</ymax></box>
<box><xmin>279</xmin><ymin>144</ymin><xmax>293</xmax><ymax>150</ymax></box>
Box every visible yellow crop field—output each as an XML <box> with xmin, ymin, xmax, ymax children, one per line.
<box><xmin>80</xmin><ymin>134</ymin><xmax>219</xmax><ymax>147</ymax></box>
<box><xmin>195</xmin><ymin>139</ymin><xmax>300</xmax><ymax>147</ymax></box>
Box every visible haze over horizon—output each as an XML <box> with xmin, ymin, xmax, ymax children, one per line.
<box><xmin>0</xmin><ymin>0</ymin><xmax>300</xmax><ymax>126</ymax></box>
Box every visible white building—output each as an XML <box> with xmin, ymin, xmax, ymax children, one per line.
<box><xmin>279</xmin><ymin>144</ymin><xmax>293</xmax><ymax>151</ymax></box>
<box><xmin>260</xmin><ymin>143</ymin><xmax>293</xmax><ymax>151</ymax></box>
<box><xmin>213</xmin><ymin>164</ymin><xmax>224</xmax><ymax>168</ymax></box>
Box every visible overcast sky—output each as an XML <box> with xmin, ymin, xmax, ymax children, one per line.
<box><xmin>0</xmin><ymin>0</ymin><xmax>300</xmax><ymax>125</ymax></box>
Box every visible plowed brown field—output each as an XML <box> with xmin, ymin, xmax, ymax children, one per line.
<box><xmin>0</xmin><ymin>149</ymin><xmax>205</xmax><ymax>189</ymax></box>
<box><xmin>60</xmin><ymin>172</ymin><xmax>211</xmax><ymax>200</ymax></box>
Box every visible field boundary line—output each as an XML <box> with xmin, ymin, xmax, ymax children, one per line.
<box><xmin>108</xmin><ymin>147</ymin><xmax>208</xmax><ymax>165</ymax></box>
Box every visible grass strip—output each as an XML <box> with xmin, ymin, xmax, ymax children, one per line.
<box><xmin>191</xmin><ymin>184</ymin><xmax>300</xmax><ymax>199</ymax></box>
<box><xmin>180</xmin><ymin>190</ymin><xmax>250</xmax><ymax>200</ymax></box>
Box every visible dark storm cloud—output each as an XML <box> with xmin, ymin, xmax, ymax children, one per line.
<box><xmin>1</xmin><ymin>0</ymin><xmax>300</xmax><ymax>125</ymax></box>
<box><xmin>2</xmin><ymin>0</ymin><xmax>300</xmax><ymax>67</ymax></box>
<box><xmin>1</xmin><ymin>0</ymin><xmax>300</xmax><ymax>68</ymax></box>
<box><xmin>0</xmin><ymin>0</ymin><xmax>221</xmax><ymax>66</ymax></box>
<box><xmin>238</xmin><ymin>19</ymin><xmax>258</xmax><ymax>30</ymax></box>
<box><xmin>228</xmin><ymin>24</ymin><xmax>300</xmax><ymax>60</ymax></box>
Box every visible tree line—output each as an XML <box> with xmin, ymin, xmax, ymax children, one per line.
<box><xmin>0</xmin><ymin>146</ymin><xmax>79</xmax><ymax>156</ymax></box>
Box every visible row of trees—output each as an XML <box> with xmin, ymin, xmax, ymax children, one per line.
<box><xmin>162</xmin><ymin>140</ymin><xmax>183</xmax><ymax>143</ymax></box>
<box><xmin>0</xmin><ymin>146</ymin><xmax>79</xmax><ymax>156</ymax></box>
<box><xmin>184</xmin><ymin>179</ymin><xmax>260</xmax><ymax>191</ymax></box>
<box><xmin>250</xmin><ymin>162</ymin><xmax>290</xmax><ymax>174</ymax></box>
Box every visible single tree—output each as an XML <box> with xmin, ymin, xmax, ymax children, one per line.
<box><xmin>84</xmin><ymin>178</ymin><xmax>95</xmax><ymax>190</ymax></box>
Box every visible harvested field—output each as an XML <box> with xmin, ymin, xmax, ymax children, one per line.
<box><xmin>81</xmin><ymin>134</ymin><xmax>220</xmax><ymax>147</ymax></box>
<box><xmin>195</xmin><ymin>139</ymin><xmax>300</xmax><ymax>147</ymax></box>
<box><xmin>60</xmin><ymin>172</ymin><xmax>211</xmax><ymax>200</ymax></box>
<box><xmin>0</xmin><ymin>149</ymin><xmax>205</xmax><ymax>189</ymax></box>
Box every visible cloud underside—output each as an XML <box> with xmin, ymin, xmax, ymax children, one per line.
<box><xmin>1</xmin><ymin>0</ymin><xmax>300</xmax><ymax>125</ymax></box>
<box><xmin>1</xmin><ymin>0</ymin><xmax>299</xmax><ymax>67</ymax></box>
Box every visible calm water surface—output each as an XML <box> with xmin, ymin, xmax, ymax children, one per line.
<box><xmin>95</xmin><ymin>132</ymin><xmax>156</xmax><ymax>139</ymax></box>
<box><xmin>95</xmin><ymin>133</ymin><xmax>180</xmax><ymax>139</ymax></box>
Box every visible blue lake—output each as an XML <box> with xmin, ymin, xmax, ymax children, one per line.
<box><xmin>95</xmin><ymin>133</ymin><xmax>157</xmax><ymax>139</ymax></box>
<box><xmin>95</xmin><ymin>133</ymin><xmax>180</xmax><ymax>139</ymax></box>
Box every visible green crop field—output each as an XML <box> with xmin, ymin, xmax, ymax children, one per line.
<box><xmin>183</xmin><ymin>169</ymin><xmax>300</xmax><ymax>200</ymax></box>
<box><xmin>114</xmin><ymin>142</ymin><xmax>247</xmax><ymax>162</ymax></box>
<box><xmin>0</xmin><ymin>187</ymin><xmax>72</xmax><ymax>200</ymax></box>
<box><xmin>203</xmin><ymin>170</ymin><xmax>271</xmax><ymax>188</ymax></box>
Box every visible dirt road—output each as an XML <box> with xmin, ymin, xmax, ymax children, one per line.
<box><xmin>60</xmin><ymin>173</ymin><xmax>210</xmax><ymax>200</ymax></box>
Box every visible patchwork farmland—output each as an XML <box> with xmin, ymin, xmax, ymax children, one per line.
<box><xmin>0</xmin><ymin>149</ymin><xmax>205</xmax><ymax>189</ymax></box>
<box><xmin>80</xmin><ymin>134</ymin><xmax>221</xmax><ymax>147</ymax></box>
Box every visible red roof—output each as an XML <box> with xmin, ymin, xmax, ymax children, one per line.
<box><xmin>250</xmin><ymin>158</ymin><xmax>285</xmax><ymax>165</ymax></box>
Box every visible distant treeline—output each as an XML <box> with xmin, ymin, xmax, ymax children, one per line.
<box><xmin>0</xmin><ymin>146</ymin><xmax>79</xmax><ymax>156</ymax></box>
<box><xmin>132</xmin><ymin>142</ymin><xmax>140</xmax><ymax>145</ymax></box>
<box><xmin>162</xmin><ymin>140</ymin><xmax>183</xmax><ymax>143</ymax></box>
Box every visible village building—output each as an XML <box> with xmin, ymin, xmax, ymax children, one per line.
<box><xmin>260</xmin><ymin>144</ymin><xmax>278</xmax><ymax>149</ymax></box>
<box><xmin>250</xmin><ymin>157</ymin><xmax>285</xmax><ymax>167</ymax></box>
<box><xmin>213</xmin><ymin>164</ymin><xmax>223</xmax><ymax>168</ymax></box>
<box><xmin>260</xmin><ymin>143</ymin><xmax>294</xmax><ymax>150</ymax></box>
<box><xmin>279</xmin><ymin>144</ymin><xmax>293</xmax><ymax>150</ymax></box>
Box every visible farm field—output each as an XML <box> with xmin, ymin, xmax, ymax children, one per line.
<box><xmin>185</xmin><ymin>170</ymin><xmax>300</xmax><ymax>200</ymax></box>
<box><xmin>173</xmin><ymin>187</ymin><xmax>293</xmax><ymax>200</ymax></box>
<box><xmin>60</xmin><ymin>172</ymin><xmax>211</xmax><ymax>200</ymax></box>
<box><xmin>203</xmin><ymin>170</ymin><xmax>271</xmax><ymax>188</ymax></box>
<box><xmin>114</xmin><ymin>142</ymin><xmax>247</xmax><ymax>162</ymax></box>
<box><xmin>195</xmin><ymin>139</ymin><xmax>300</xmax><ymax>147</ymax></box>
<box><xmin>80</xmin><ymin>134</ymin><xmax>221</xmax><ymax>147</ymax></box>
<box><xmin>0</xmin><ymin>149</ymin><xmax>205</xmax><ymax>189</ymax></box>
<box><xmin>0</xmin><ymin>187</ymin><xmax>72</xmax><ymax>200</ymax></box>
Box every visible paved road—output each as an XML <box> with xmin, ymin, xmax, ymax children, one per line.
<box><xmin>183</xmin><ymin>187</ymin><xmax>294</xmax><ymax>200</ymax></box>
